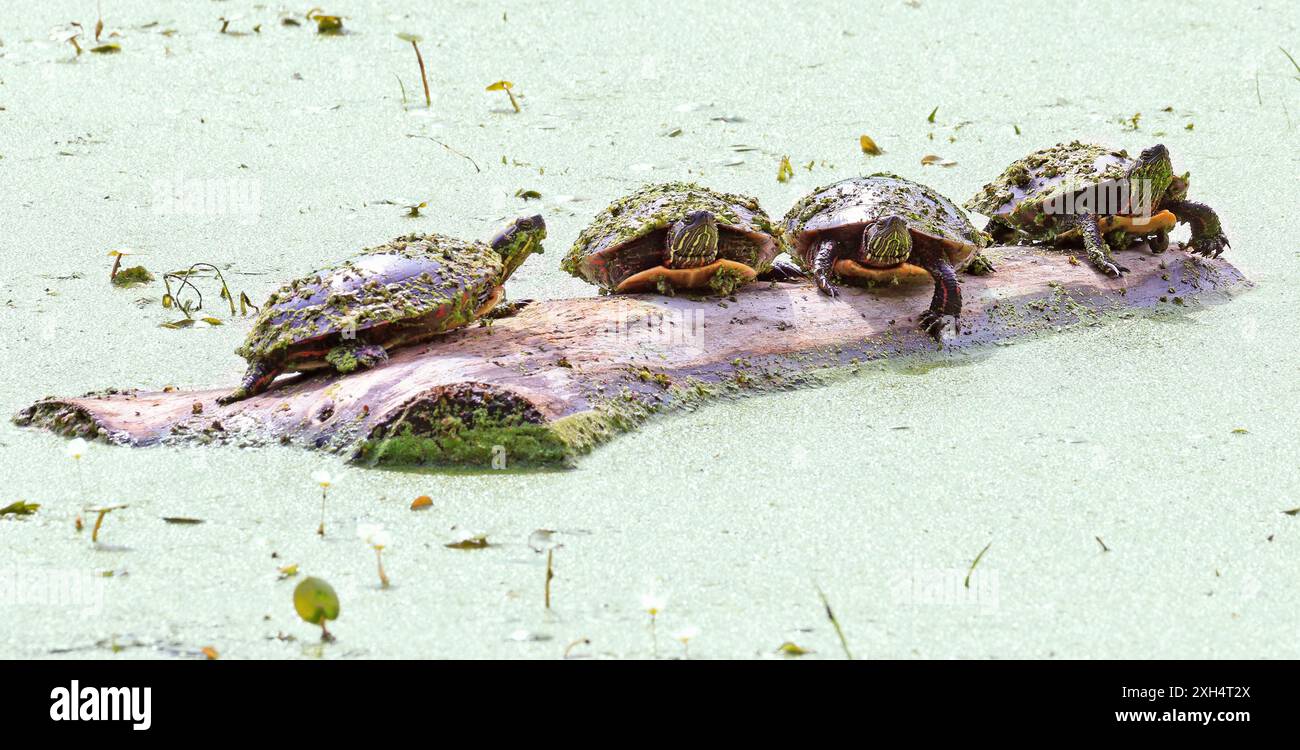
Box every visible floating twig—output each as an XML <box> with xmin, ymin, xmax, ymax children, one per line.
<box><xmin>405</xmin><ymin>133</ymin><xmax>481</xmax><ymax>172</ymax></box>
<box><xmin>814</xmin><ymin>584</ymin><xmax>853</xmax><ymax>660</ymax></box>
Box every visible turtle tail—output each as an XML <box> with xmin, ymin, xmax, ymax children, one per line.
<box><xmin>217</xmin><ymin>360</ymin><xmax>281</xmax><ymax>405</ymax></box>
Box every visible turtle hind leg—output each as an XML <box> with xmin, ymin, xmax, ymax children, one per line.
<box><xmin>217</xmin><ymin>360</ymin><xmax>282</xmax><ymax>405</ymax></box>
<box><xmin>1163</xmin><ymin>199</ymin><xmax>1229</xmax><ymax>257</ymax></box>
<box><xmin>325</xmin><ymin>342</ymin><xmax>389</xmax><ymax>374</ymax></box>
<box><xmin>1071</xmin><ymin>213</ymin><xmax>1127</xmax><ymax>277</ymax></box>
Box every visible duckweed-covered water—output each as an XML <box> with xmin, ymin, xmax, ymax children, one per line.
<box><xmin>1</xmin><ymin>0</ymin><xmax>1298</xmax><ymax>658</ymax></box>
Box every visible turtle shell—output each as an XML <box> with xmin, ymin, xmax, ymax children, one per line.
<box><xmin>964</xmin><ymin>141</ymin><xmax>1179</xmax><ymax>239</ymax></box>
<box><xmin>237</xmin><ymin>233</ymin><xmax>504</xmax><ymax>364</ymax></box>
<box><xmin>561</xmin><ymin>182</ymin><xmax>780</xmax><ymax>293</ymax></box>
<box><xmin>782</xmin><ymin>174</ymin><xmax>986</xmax><ymax>284</ymax></box>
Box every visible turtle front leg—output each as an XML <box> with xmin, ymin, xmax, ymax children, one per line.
<box><xmin>1148</xmin><ymin>229</ymin><xmax>1169</xmax><ymax>254</ymax></box>
<box><xmin>325</xmin><ymin>341</ymin><xmax>389</xmax><ymax>374</ymax></box>
<box><xmin>1163</xmin><ymin>199</ymin><xmax>1229</xmax><ymax>257</ymax></box>
<box><xmin>1070</xmin><ymin>213</ymin><xmax>1127</xmax><ymax>277</ymax></box>
<box><xmin>914</xmin><ymin>249</ymin><xmax>961</xmax><ymax>340</ymax></box>
<box><xmin>217</xmin><ymin>360</ymin><xmax>282</xmax><ymax>405</ymax></box>
<box><xmin>812</xmin><ymin>239</ymin><xmax>840</xmax><ymax>297</ymax></box>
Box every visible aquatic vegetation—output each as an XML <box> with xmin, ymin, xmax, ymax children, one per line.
<box><xmin>397</xmin><ymin>34</ymin><xmax>431</xmax><ymax>108</ymax></box>
<box><xmin>161</xmin><ymin>262</ymin><xmax>255</xmax><ymax>323</ymax></box>
<box><xmin>544</xmin><ymin>549</ymin><xmax>555</xmax><ymax>609</ymax></box>
<box><xmin>64</xmin><ymin>438</ymin><xmax>89</xmax><ymax>508</ymax></box>
<box><xmin>814</xmin><ymin>585</ymin><xmax>853</xmax><ymax>660</ymax></box>
<box><xmin>311</xmin><ymin>470</ymin><xmax>332</xmax><ymax>537</ymax></box>
<box><xmin>927</xmin><ymin>106</ymin><xmax>939</xmax><ymax>123</ymax></box>
<box><xmin>776</xmin><ymin>155</ymin><xmax>794</xmax><ymax>183</ymax></box>
<box><xmin>964</xmin><ymin>542</ymin><xmax>992</xmax><ymax>588</ymax></box>
<box><xmin>486</xmin><ymin>80</ymin><xmax>520</xmax><ymax>112</ymax></box>
<box><xmin>445</xmin><ymin>533</ymin><xmax>490</xmax><ymax>549</ymax></box>
<box><xmin>293</xmin><ymin>577</ymin><xmax>340</xmax><ymax>642</ymax></box>
<box><xmin>356</xmin><ymin>523</ymin><xmax>392</xmax><ymax>588</ymax></box>
<box><xmin>640</xmin><ymin>592</ymin><xmax>666</xmax><ymax>657</ymax></box>
<box><xmin>672</xmin><ymin>625</ymin><xmax>699</xmax><ymax>659</ymax></box>
<box><xmin>50</xmin><ymin>23</ymin><xmax>85</xmax><ymax>57</ymax></box>
<box><xmin>0</xmin><ymin>501</ymin><xmax>40</xmax><ymax>517</ymax></box>
<box><xmin>87</xmin><ymin>504</ymin><xmax>126</xmax><ymax>545</ymax></box>
<box><xmin>307</xmin><ymin>9</ymin><xmax>344</xmax><ymax>35</ymax></box>
<box><xmin>920</xmin><ymin>154</ymin><xmax>957</xmax><ymax>167</ymax></box>
<box><xmin>111</xmin><ymin>265</ymin><xmax>153</xmax><ymax>287</ymax></box>
<box><xmin>776</xmin><ymin>641</ymin><xmax>812</xmax><ymax>657</ymax></box>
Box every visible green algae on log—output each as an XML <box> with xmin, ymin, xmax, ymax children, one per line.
<box><xmin>14</xmin><ymin>246</ymin><xmax>1249</xmax><ymax>470</ymax></box>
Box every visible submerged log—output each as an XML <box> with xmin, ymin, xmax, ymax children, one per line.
<box><xmin>15</xmin><ymin>246</ymin><xmax>1249</xmax><ymax>469</ymax></box>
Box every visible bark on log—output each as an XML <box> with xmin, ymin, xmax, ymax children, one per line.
<box><xmin>14</xmin><ymin>246</ymin><xmax>1250</xmax><ymax>469</ymax></box>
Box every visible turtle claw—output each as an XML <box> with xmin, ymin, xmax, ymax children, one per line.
<box><xmin>815</xmin><ymin>277</ymin><xmax>839</xmax><ymax>298</ymax></box>
<box><xmin>1189</xmin><ymin>233</ymin><xmax>1229</xmax><ymax>258</ymax></box>
<box><xmin>1095</xmin><ymin>259</ymin><xmax>1127</xmax><ymax>278</ymax></box>
<box><xmin>918</xmin><ymin>310</ymin><xmax>946</xmax><ymax>339</ymax></box>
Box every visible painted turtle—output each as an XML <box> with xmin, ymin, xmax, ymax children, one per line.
<box><xmin>217</xmin><ymin>216</ymin><xmax>546</xmax><ymax>404</ymax></box>
<box><xmin>561</xmin><ymin>182</ymin><xmax>797</xmax><ymax>296</ymax></box>
<box><xmin>782</xmin><ymin>173</ymin><xmax>992</xmax><ymax>338</ymax></box>
<box><xmin>965</xmin><ymin>141</ymin><xmax>1229</xmax><ymax>276</ymax></box>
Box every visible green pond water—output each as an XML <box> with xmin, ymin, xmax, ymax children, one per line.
<box><xmin>1</xmin><ymin>0</ymin><xmax>1297</xmax><ymax>658</ymax></box>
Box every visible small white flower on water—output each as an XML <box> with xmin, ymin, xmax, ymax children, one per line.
<box><xmin>672</xmin><ymin>625</ymin><xmax>700</xmax><ymax>644</ymax></box>
<box><xmin>357</xmin><ymin>522</ymin><xmax>390</xmax><ymax>548</ymax></box>
<box><xmin>640</xmin><ymin>593</ymin><xmax>666</xmax><ymax>616</ymax></box>
<box><xmin>65</xmin><ymin>438</ymin><xmax>88</xmax><ymax>460</ymax></box>
<box><xmin>311</xmin><ymin>470</ymin><xmax>332</xmax><ymax>488</ymax></box>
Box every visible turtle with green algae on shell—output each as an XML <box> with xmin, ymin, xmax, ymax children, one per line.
<box><xmin>217</xmin><ymin>216</ymin><xmax>546</xmax><ymax>404</ymax></box>
<box><xmin>965</xmin><ymin>141</ymin><xmax>1229</xmax><ymax>277</ymax></box>
<box><xmin>782</xmin><ymin>173</ymin><xmax>993</xmax><ymax>339</ymax></box>
<box><xmin>561</xmin><ymin>182</ymin><xmax>801</xmax><ymax>297</ymax></box>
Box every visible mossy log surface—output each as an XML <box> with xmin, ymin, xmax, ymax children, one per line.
<box><xmin>15</xmin><ymin>246</ymin><xmax>1249</xmax><ymax>469</ymax></box>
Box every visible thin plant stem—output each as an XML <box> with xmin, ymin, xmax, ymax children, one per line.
<box><xmin>411</xmin><ymin>40</ymin><xmax>430</xmax><ymax>108</ymax></box>
<box><xmin>375</xmin><ymin>547</ymin><xmax>389</xmax><ymax>588</ymax></box>
<box><xmin>317</xmin><ymin>487</ymin><xmax>327</xmax><ymax>537</ymax></box>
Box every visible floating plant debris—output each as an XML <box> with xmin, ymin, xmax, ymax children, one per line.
<box><xmin>111</xmin><ymin>265</ymin><xmax>153</xmax><ymax>287</ymax></box>
<box><xmin>965</xmin><ymin>542</ymin><xmax>992</xmax><ymax>588</ymax></box>
<box><xmin>51</xmin><ymin>23</ymin><xmax>85</xmax><ymax>56</ymax></box>
<box><xmin>410</xmin><ymin>495</ymin><xmax>432</xmax><ymax>510</ymax></box>
<box><xmin>776</xmin><ymin>155</ymin><xmax>794</xmax><ymax>183</ymax></box>
<box><xmin>397</xmin><ymin>33</ymin><xmax>431</xmax><ymax>108</ymax></box>
<box><xmin>160</xmin><ymin>262</ymin><xmax>254</xmax><ymax>322</ymax></box>
<box><xmin>162</xmin><ymin>516</ymin><xmax>204</xmax><ymax>525</ymax></box>
<box><xmin>201</xmin><ymin>646</ymin><xmax>219</xmax><ymax>660</ymax></box>
<box><xmin>777</xmin><ymin>641</ymin><xmax>811</xmax><ymax>657</ymax></box>
<box><xmin>445</xmin><ymin>533</ymin><xmax>490</xmax><ymax>549</ymax></box>
<box><xmin>920</xmin><ymin>154</ymin><xmax>957</xmax><ymax>167</ymax></box>
<box><xmin>87</xmin><ymin>504</ymin><xmax>127</xmax><ymax>544</ymax></box>
<box><xmin>486</xmin><ymin>80</ymin><xmax>520</xmax><ymax>113</ymax></box>
<box><xmin>515</xmin><ymin>189</ymin><xmax>542</xmax><ymax>201</ymax></box>
<box><xmin>927</xmin><ymin>106</ymin><xmax>938</xmax><ymax>123</ymax></box>
<box><xmin>277</xmin><ymin>563</ymin><xmax>300</xmax><ymax>580</ymax></box>
<box><xmin>405</xmin><ymin>200</ymin><xmax>428</xmax><ymax>217</ymax></box>
<box><xmin>859</xmin><ymin>134</ymin><xmax>882</xmax><ymax>155</ymax></box>
<box><xmin>293</xmin><ymin>576</ymin><xmax>340</xmax><ymax>641</ymax></box>
<box><xmin>0</xmin><ymin>501</ymin><xmax>40</xmax><ymax>517</ymax></box>
<box><xmin>1282</xmin><ymin>508</ymin><xmax>1300</xmax><ymax>517</ymax></box>
<box><xmin>814</xmin><ymin>584</ymin><xmax>852</xmax><ymax>660</ymax></box>
<box><xmin>1095</xmin><ymin>536</ymin><xmax>1110</xmax><ymax>552</ymax></box>
<box><xmin>307</xmin><ymin>9</ymin><xmax>343</xmax><ymax>35</ymax></box>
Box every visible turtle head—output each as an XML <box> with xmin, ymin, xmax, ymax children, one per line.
<box><xmin>664</xmin><ymin>210</ymin><xmax>719</xmax><ymax>268</ymax></box>
<box><xmin>490</xmin><ymin>214</ymin><xmax>546</xmax><ymax>279</ymax></box>
<box><xmin>1127</xmin><ymin>144</ymin><xmax>1174</xmax><ymax>215</ymax></box>
<box><xmin>860</xmin><ymin>215</ymin><xmax>912</xmax><ymax>265</ymax></box>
